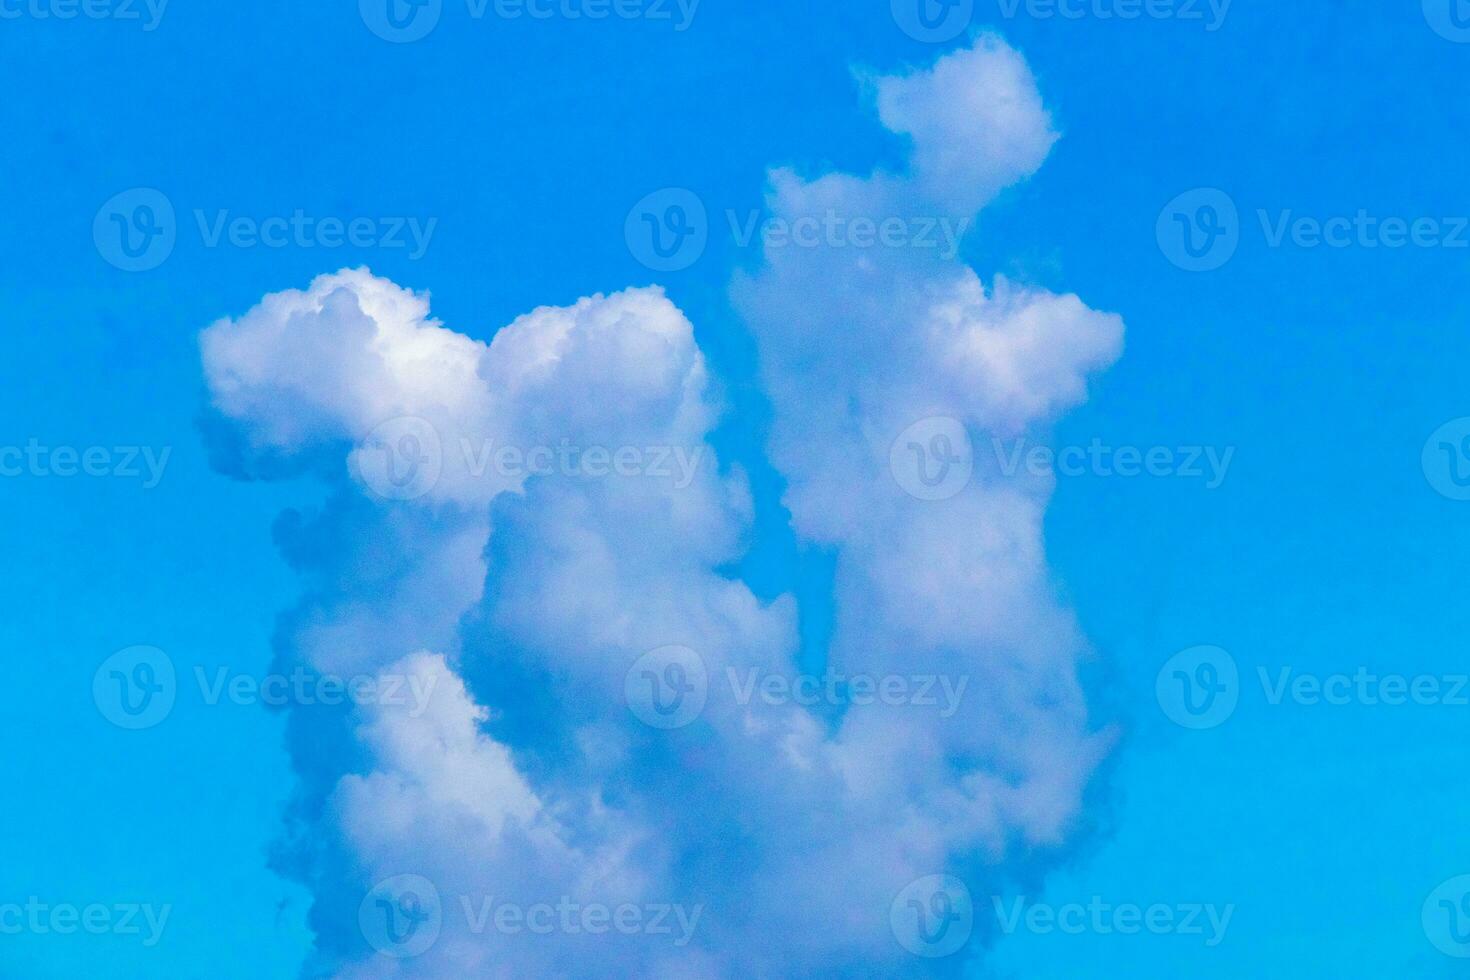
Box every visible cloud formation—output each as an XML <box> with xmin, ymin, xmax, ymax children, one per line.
<box><xmin>199</xmin><ymin>32</ymin><xmax>1122</xmax><ymax>977</ymax></box>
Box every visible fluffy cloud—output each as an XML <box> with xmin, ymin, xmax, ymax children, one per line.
<box><xmin>199</xmin><ymin>32</ymin><xmax>1121</xmax><ymax>978</ymax></box>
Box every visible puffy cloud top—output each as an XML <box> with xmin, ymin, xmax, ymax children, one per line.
<box><xmin>200</xmin><ymin>33</ymin><xmax>1121</xmax><ymax>978</ymax></box>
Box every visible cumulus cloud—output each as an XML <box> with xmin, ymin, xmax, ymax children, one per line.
<box><xmin>199</xmin><ymin>32</ymin><xmax>1121</xmax><ymax>978</ymax></box>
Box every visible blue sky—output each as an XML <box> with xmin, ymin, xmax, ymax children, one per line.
<box><xmin>3</xmin><ymin>1</ymin><xmax>1470</xmax><ymax>977</ymax></box>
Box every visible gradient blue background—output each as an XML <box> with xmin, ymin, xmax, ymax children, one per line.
<box><xmin>3</xmin><ymin>1</ymin><xmax>1468</xmax><ymax>975</ymax></box>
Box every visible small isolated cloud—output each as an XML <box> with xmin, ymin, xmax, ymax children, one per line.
<box><xmin>200</xmin><ymin>32</ymin><xmax>1122</xmax><ymax>978</ymax></box>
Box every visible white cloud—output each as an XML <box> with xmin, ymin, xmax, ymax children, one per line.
<box><xmin>200</xmin><ymin>32</ymin><xmax>1121</xmax><ymax>978</ymax></box>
